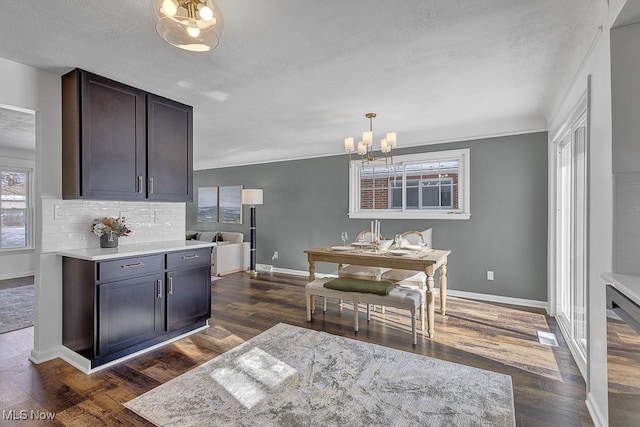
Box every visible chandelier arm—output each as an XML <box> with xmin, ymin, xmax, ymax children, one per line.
<box><xmin>187</xmin><ymin>2</ymin><xmax>196</xmax><ymax>18</ymax></box>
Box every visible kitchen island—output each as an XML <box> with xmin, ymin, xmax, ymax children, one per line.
<box><xmin>59</xmin><ymin>240</ymin><xmax>215</xmax><ymax>373</ymax></box>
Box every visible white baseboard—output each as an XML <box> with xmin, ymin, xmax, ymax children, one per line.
<box><xmin>444</xmin><ymin>289</ymin><xmax>548</xmax><ymax>311</ymax></box>
<box><xmin>267</xmin><ymin>267</ymin><xmax>548</xmax><ymax>309</ymax></box>
<box><xmin>0</xmin><ymin>271</ymin><xmax>34</xmax><ymax>281</ymax></box>
<box><xmin>258</xmin><ymin>265</ymin><xmax>337</xmax><ymax>278</ymax></box>
<box><xmin>29</xmin><ymin>323</ymin><xmax>210</xmax><ymax>374</ymax></box>
<box><xmin>586</xmin><ymin>392</ymin><xmax>606</xmax><ymax>427</ymax></box>
<box><xmin>29</xmin><ymin>346</ymin><xmax>63</xmax><ymax>365</ymax></box>
<box><xmin>58</xmin><ymin>346</ymin><xmax>92</xmax><ymax>373</ymax></box>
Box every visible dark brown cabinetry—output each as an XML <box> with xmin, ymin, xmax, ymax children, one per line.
<box><xmin>166</xmin><ymin>248</ymin><xmax>211</xmax><ymax>332</ymax></box>
<box><xmin>62</xmin><ymin>247</ymin><xmax>211</xmax><ymax>368</ymax></box>
<box><xmin>62</xmin><ymin>69</ymin><xmax>193</xmax><ymax>202</ymax></box>
<box><xmin>98</xmin><ymin>272</ymin><xmax>164</xmax><ymax>357</ymax></box>
<box><xmin>147</xmin><ymin>94</ymin><xmax>193</xmax><ymax>201</ymax></box>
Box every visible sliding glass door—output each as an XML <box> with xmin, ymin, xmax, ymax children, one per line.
<box><xmin>555</xmin><ymin>109</ymin><xmax>588</xmax><ymax>369</ymax></box>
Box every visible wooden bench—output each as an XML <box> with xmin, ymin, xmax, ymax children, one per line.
<box><xmin>305</xmin><ymin>278</ymin><xmax>423</xmax><ymax>345</ymax></box>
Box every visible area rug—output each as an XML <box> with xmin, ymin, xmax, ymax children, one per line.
<box><xmin>0</xmin><ymin>284</ymin><xmax>35</xmax><ymax>334</ymax></box>
<box><xmin>125</xmin><ymin>323</ymin><xmax>515</xmax><ymax>426</ymax></box>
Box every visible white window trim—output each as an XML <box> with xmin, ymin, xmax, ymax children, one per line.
<box><xmin>0</xmin><ymin>162</ymin><xmax>34</xmax><ymax>252</ymax></box>
<box><xmin>348</xmin><ymin>148</ymin><xmax>471</xmax><ymax>220</ymax></box>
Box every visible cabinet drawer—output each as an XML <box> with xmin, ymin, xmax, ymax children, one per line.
<box><xmin>166</xmin><ymin>248</ymin><xmax>211</xmax><ymax>270</ymax></box>
<box><xmin>98</xmin><ymin>255</ymin><xmax>163</xmax><ymax>282</ymax></box>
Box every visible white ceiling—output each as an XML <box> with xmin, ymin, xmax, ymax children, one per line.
<box><xmin>0</xmin><ymin>0</ymin><xmax>601</xmax><ymax>169</ymax></box>
<box><xmin>0</xmin><ymin>107</ymin><xmax>35</xmax><ymax>152</ymax></box>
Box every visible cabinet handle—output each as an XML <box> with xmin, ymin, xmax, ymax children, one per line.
<box><xmin>181</xmin><ymin>254</ymin><xmax>200</xmax><ymax>260</ymax></box>
<box><xmin>149</xmin><ymin>176</ymin><xmax>154</xmax><ymax>194</ymax></box>
<box><xmin>157</xmin><ymin>279</ymin><xmax>162</xmax><ymax>298</ymax></box>
<box><xmin>138</xmin><ymin>176</ymin><xmax>144</xmax><ymax>193</ymax></box>
<box><xmin>121</xmin><ymin>262</ymin><xmax>144</xmax><ymax>269</ymax></box>
<box><xmin>168</xmin><ymin>276</ymin><xmax>173</xmax><ymax>296</ymax></box>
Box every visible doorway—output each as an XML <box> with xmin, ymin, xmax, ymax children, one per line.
<box><xmin>0</xmin><ymin>105</ymin><xmax>36</xmax><ymax>334</ymax></box>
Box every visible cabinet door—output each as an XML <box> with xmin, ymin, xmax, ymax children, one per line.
<box><xmin>97</xmin><ymin>274</ymin><xmax>164</xmax><ymax>357</ymax></box>
<box><xmin>79</xmin><ymin>71</ymin><xmax>147</xmax><ymax>200</ymax></box>
<box><xmin>166</xmin><ymin>266</ymin><xmax>211</xmax><ymax>332</ymax></box>
<box><xmin>147</xmin><ymin>94</ymin><xmax>193</xmax><ymax>202</ymax></box>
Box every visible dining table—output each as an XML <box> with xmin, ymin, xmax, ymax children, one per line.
<box><xmin>304</xmin><ymin>245</ymin><xmax>451</xmax><ymax>338</ymax></box>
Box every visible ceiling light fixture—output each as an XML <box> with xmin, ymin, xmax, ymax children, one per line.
<box><xmin>344</xmin><ymin>113</ymin><xmax>397</xmax><ymax>165</ymax></box>
<box><xmin>153</xmin><ymin>0</ymin><xmax>224</xmax><ymax>52</ymax></box>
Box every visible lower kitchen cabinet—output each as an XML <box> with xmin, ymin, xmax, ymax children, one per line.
<box><xmin>166</xmin><ymin>266</ymin><xmax>211</xmax><ymax>332</ymax></box>
<box><xmin>97</xmin><ymin>273</ymin><xmax>164</xmax><ymax>357</ymax></box>
<box><xmin>62</xmin><ymin>246</ymin><xmax>212</xmax><ymax>368</ymax></box>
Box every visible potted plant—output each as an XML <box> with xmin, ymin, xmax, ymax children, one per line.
<box><xmin>91</xmin><ymin>216</ymin><xmax>132</xmax><ymax>248</ymax></box>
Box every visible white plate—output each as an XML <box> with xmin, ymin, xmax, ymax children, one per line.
<box><xmin>331</xmin><ymin>245</ymin><xmax>354</xmax><ymax>251</ymax></box>
<box><xmin>351</xmin><ymin>242</ymin><xmax>371</xmax><ymax>247</ymax></box>
<box><xmin>389</xmin><ymin>249</ymin><xmax>417</xmax><ymax>256</ymax></box>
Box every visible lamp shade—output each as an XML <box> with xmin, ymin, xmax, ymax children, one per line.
<box><xmin>242</xmin><ymin>189</ymin><xmax>263</xmax><ymax>205</ymax></box>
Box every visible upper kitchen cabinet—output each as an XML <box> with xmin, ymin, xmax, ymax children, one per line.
<box><xmin>147</xmin><ymin>94</ymin><xmax>193</xmax><ymax>202</ymax></box>
<box><xmin>62</xmin><ymin>69</ymin><xmax>193</xmax><ymax>202</ymax></box>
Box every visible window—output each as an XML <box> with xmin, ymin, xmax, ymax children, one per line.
<box><xmin>1</xmin><ymin>167</ymin><xmax>32</xmax><ymax>250</ymax></box>
<box><xmin>349</xmin><ymin>148</ymin><xmax>470</xmax><ymax>220</ymax></box>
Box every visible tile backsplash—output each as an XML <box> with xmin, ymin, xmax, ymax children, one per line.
<box><xmin>41</xmin><ymin>198</ymin><xmax>186</xmax><ymax>253</ymax></box>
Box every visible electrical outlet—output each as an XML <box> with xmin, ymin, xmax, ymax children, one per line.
<box><xmin>154</xmin><ymin>210</ymin><xmax>162</xmax><ymax>223</ymax></box>
<box><xmin>54</xmin><ymin>204</ymin><xmax>64</xmax><ymax>220</ymax></box>
<box><xmin>273</xmin><ymin>251</ymin><xmax>279</xmax><ymax>259</ymax></box>
<box><xmin>487</xmin><ymin>270</ymin><xmax>494</xmax><ymax>281</ymax></box>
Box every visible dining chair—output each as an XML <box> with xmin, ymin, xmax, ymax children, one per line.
<box><xmin>380</xmin><ymin>229</ymin><xmax>433</xmax><ymax>321</ymax></box>
<box><xmin>397</xmin><ymin>229</ymin><xmax>432</xmax><ymax>249</ymax></box>
<box><xmin>338</xmin><ymin>230</ymin><xmax>386</xmax><ymax>281</ymax></box>
<box><xmin>330</xmin><ymin>230</ymin><xmax>388</xmax><ymax>312</ymax></box>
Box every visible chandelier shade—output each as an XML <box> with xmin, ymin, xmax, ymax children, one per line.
<box><xmin>152</xmin><ymin>0</ymin><xmax>224</xmax><ymax>52</ymax></box>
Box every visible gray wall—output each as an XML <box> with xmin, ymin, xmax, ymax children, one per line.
<box><xmin>612</xmin><ymin>22</ymin><xmax>640</xmax><ymax>274</ymax></box>
<box><xmin>188</xmin><ymin>132</ymin><xmax>548</xmax><ymax>301</ymax></box>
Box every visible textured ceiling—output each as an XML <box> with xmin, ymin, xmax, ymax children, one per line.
<box><xmin>0</xmin><ymin>107</ymin><xmax>35</xmax><ymax>151</ymax></box>
<box><xmin>0</xmin><ymin>0</ymin><xmax>601</xmax><ymax>169</ymax></box>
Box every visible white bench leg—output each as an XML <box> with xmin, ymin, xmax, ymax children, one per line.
<box><xmin>305</xmin><ymin>285</ymin><xmax>421</xmax><ymax>344</ymax></box>
<box><xmin>323</xmin><ymin>296</ymin><xmax>327</xmax><ymax>312</ymax></box>
<box><xmin>412</xmin><ymin>309</ymin><xmax>417</xmax><ymax>345</ymax></box>
<box><xmin>353</xmin><ymin>298</ymin><xmax>359</xmax><ymax>332</ymax></box>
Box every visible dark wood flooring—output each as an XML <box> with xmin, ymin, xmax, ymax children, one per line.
<box><xmin>607</xmin><ymin>317</ymin><xmax>640</xmax><ymax>426</ymax></box>
<box><xmin>0</xmin><ymin>272</ymin><xmax>620</xmax><ymax>426</ymax></box>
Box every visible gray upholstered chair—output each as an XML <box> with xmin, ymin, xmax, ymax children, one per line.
<box><xmin>380</xmin><ymin>229</ymin><xmax>433</xmax><ymax>320</ymax></box>
<box><xmin>338</xmin><ymin>230</ymin><xmax>387</xmax><ymax>280</ymax></box>
<box><xmin>330</xmin><ymin>230</ymin><xmax>387</xmax><ymax>311</ymax></box>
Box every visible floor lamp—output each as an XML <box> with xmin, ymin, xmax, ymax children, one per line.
<box><xmin>242</xmin><ymin>189</ymin><xmax>263</xmax><ymax>275</ymax></box>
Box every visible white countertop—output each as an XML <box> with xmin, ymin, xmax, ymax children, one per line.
<box><xmin>602</xmin><ymin>272</ymin><xmax>640</xmax><ymax>306</ymax></box>
<box><xmin>58</xmin><ymin>240</ymin><xmax>215</xmax><ymax>261</ymax></box>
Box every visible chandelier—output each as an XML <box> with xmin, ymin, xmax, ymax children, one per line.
<box><xmin>153</xmin><ymin>0</ymin><xmax>224</xmax><ymax>52</ymax></box>
<box><xmin>344</xmin><ymin>113</ymin><xmax>397</xmax><ymax>165</ymax></box>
